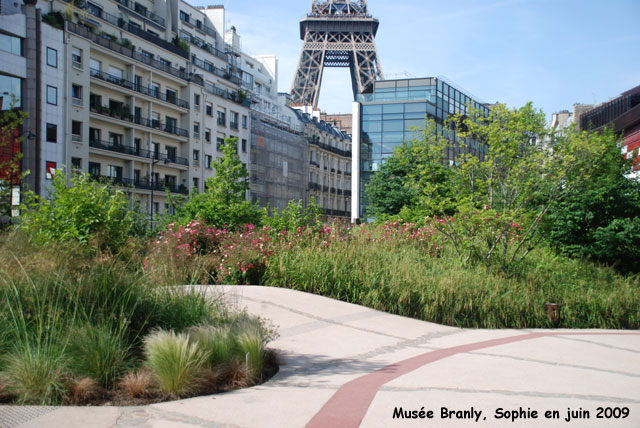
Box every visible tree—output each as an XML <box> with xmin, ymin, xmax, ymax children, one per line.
<box><xmin>0</xmin><ymin>99</ymin><xmax>27</xmax><ymax>222</ymax></box>
<box><xmin>543</xmin><ymin>137</ymin><xmax>640</xmax><ymax>272</ymax></box>
<box><xmin>168</xmin><ymin>138</ymin><xmax>263</xmax><ymax>229</ymax></box>
<box><xmin>436</xmin><ymin>103</ymin><xmax>617</xmax><ymax>268</ymax></box>
<box><xmin>368</xmin><ymin>102</ymin><xmax>618</xmax><ymax>269</ymax></box>
<box><xmin>365</xmin><ymin>122</ymin><xmax>452</xmax><ymax>220</ymax></box>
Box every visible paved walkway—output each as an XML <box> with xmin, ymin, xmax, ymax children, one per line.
<box><xmin>2</xmin><ymin>285</ymin><xmax>640</xmax><ymax>428</ymax></box>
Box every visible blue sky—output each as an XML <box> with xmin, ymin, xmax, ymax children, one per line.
<box><xmin>191</xmin><ymin>0</ymin><xmax>640</xmax><ymax>118</ymax></box>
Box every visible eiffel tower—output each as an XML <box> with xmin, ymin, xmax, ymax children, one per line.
<box><xmin>290</xmin><ymin>0</ymin><xmax>384</xmax><ymax>109</ymax></box>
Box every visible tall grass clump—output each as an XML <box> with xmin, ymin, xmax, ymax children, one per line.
<box><xmin>143</xmin><ymin>330</ymin><xmax>210</xmax><ymax>397</ymax></box>
<box><xmin>264</xmin><ymin>223</ymin><xmax>640</xmax><ymax>329</ymax></box>
<box><xmin>66</xmin><ymin>323</ymin><xmax>131</xmax><ymax>388</ymax></box>
<box><xmin>2</xmin><ymin>344</ymin><xmax>68</xmax><ymax>404</ymax></box>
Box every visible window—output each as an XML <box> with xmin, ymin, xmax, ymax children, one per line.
<box><xmin>46</xmin><ymin>123</ymin><xmax>57</xmax><ymax>143</ymax></box>
<box><xmin>165</xmin><ymin>88</ymin><xmax>176</xmax><ymax>104</ymax></box>
<box><xmin>0</xmin><ymin>74</ymin><xmax>21</xmax><ymax>109</ymax></box>
<box><xmin>205</xmin><ymin>155</ymin><xmax>213</xmax><ymax>169</ymax></box>
<box><xmin>179</xmin><ymin>10</ymin><xmax>189</xmax><ymax>22</ymax></box>
<box><xmin>46</xmin><ymin>85</ymin><xmax>57</xmax><ymax>105</ymax></box>
<box><xmin>46</xmin><ymin>47</ymin><xmax>57</xmax><ymax>67</ymax></box>
<box><xmin>90</xmin><ymin>93</ymin><xmax>102</xmax><ymax>110</ymax></box>
<box><xmin>108</xmin><ymin>165</ymin><xmax>123</xmax><ymax>180</ymax></box>
<box><xmin>241</xmin><ymin>139</ymin><xmax>247</xmax><ymax>153</ymax></box>
<box><xmin>71</xmin><ymin>157</ymin><xmax>82</xmax><ymax>170</ymax></box>
<box><xmin>71</xmin><ymin>121</ymin><xmax>82</xmax><ymax>141</ymax></box>
<box><xmin>0</xmin><ymin>33</ymin><xmax>21</xmax><ymax>56</ymax></box>
<box><xmin>71</xmin><ymin>47</ymin><xmax>82</xmax><ymax>68</ymax></box>
<box><xmin>204</xmin><ymin>128</ymin><xmax>211</xmax><ymax>143</ymax></box>
<box><xmin>216</xmin><ymin>137</ymin><xmax>225</xmax><ymax>151</ymax></box>
<box><xmin>151</xmin><ymin>82</ymin><xmax>160</xmax><ymax>98</ymax></box>
<box><xmin>193</xmin><ymin>150</ymin><xmax>199</xmax><ymax>161</ymax></box>
<box><xmin>166</xmin><ymin>146</ymin><xmax>176</xmax><ymax>161</ymax></box>
<box><xmin>45</xmin><ymin>161</ymin><xmax>56</xmax><ymax>180</ymax></box>
<box><xmin>134</xmin><ymin>2</ymin><xmax>147</xmax><ymax>16</ymax></box>
<box><xmin>194</xmin><ymin>94</ymin><xmax>200</xmax><ymax>107</ymax></box>
<box><xmin>71</xmin><ymin>84</ymin><xmax>82</xmax><ymax>106</ymax></box>
<box><xmin>87</xmin><ymin>2</ymin><xmax>102</xmax><ymax>18</ymax></box>
<box><xmin>205</xmin><ymin>103</ymin><xmax>213</xmax><ymax>116</ymax></box>
<box><xmin>192</xmin><ymin>177</ymin><xmax>199</xmax><ymax>191</ymax></box>
<box><xmin>217</xmin><ymin>109</ymin><xmax>226</xmax><ymax>126</ymax></box>
<box><xmin>193</xmin><ymin>122</ymin><xmax>200</xmax><ymax>138</ymax></box>
<box><xmin>89</xmin><ymin>162</ymin><xmax>101</xmax><ymax>176</ymax></box>
<box><xmin>90</xmin><ymin>58</ymin><xmax>100</xmax><ymax>73</ymax></box>
<box><xmin>165</xmin><ymin>175</ymin><xmax>176</xmax><ymax>187</ymax></box>
<box><xmin>230</xmin><ymin>111</ymin><xmax>239</xmax><ymax>130</ymax></box>
<box><xmin>242</xmin><ymin>115</ymin><xmax>248</xmax><ymax>129</ymax></box>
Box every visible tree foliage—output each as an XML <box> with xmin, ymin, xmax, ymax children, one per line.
<box><xmin>365</xmin><ymin>122</ymin><xmax>451</xmax><ymax>220</ymax></box>
<box><xmin>168</xmin><ymin>138</ymin><xmax>263</xmax><ymax>229</ymax></box>
<box><xmin>19</xmin><ymin>171</ymin><xmax>144</xmax><ymax>249</ymax></box>
<box><xmin>0</xmin><ymin>100</ymin><xmax>27</xmax><ymax>221</ymax></box>
<box><xmin>367</xmin><ymin>102</ymin><xmax>620</xmax><ymax>269</ymax></box>
<box><xmin>543</xmin><ymin>140</ymin><xmax>640</xmax><ymax>272</ymax></box>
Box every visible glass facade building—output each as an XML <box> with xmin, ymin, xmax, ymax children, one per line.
<box><xmin>352</xmin><ymin>77</ymin><xmax>490</xmax><ymax>220</ymax></box>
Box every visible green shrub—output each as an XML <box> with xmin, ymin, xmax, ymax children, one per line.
<box><xmin>2</xmin><ymin>344</ymin><xmax>68</xmax><ymax>405</ymax></box>
<box><xmin>143</xmin><ymin>329</ymin><xmax>210</xmax><ymax>397</ymax></box>
<box><xmin>67</xmin><ymin>324</ymin><xmax>131</xmax><ymax>388</ymax></box>
<box><xmin>265</xmin><ymin>198</ymin><xmax>323</xmax><ymax>232</ymax></box>
<box><xmin>19</xmin><ymin>171</ymin><xmax>147</xmax><ymax>251</ymax></box>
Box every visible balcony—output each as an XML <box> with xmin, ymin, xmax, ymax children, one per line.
<box><xmin>230</xmin><ymin>121</ymin><xmax>239</xmax><ymax>130</ymax></box>
<box><xmin>203</xmin><ymin>82</ymin><xmax>250</xmax><ymax>106</ymax></box>
<box><xmin>330</xmin><ymin>187</ymin><xmax>336</xmax><ymax>194</ymax></box>
<box><xmin>90</xmin><ymin>68</ymin><xmax>189</xmax><ymax>109</ymax></box>
<box><xmin>89</xmin><ymin>138</ymin><xmax>152</xmax><ymax>158</ymax></box>
<box><xmin>150</xmin><ymin>151</ymin><xmax>189</xmax><ymax>167</ymax></box>
<box><xmin>113</xmin><ymin>0</ymin><xmax>165</xmax><ymax>28</ymax></box>
<box><xmin>90</xmin><ymin>103</ymin><xmax>190</xmax><ymax>138</ymax></box>
<box><xmin>308</xmin><ymin>182</ymin><xmax>321</xmax><ymax>191</ymax></box>
<box><xmin>67</xmin><ymin>22</ymin><xmax>193</xmax><ymax>82</ymax></box>
<box><xmin>191</xmin><ymin>57</ymin><xmax>241</xmax><ymax>85</ymax></box>
<box><xmin>308</xmin><ymin>137</ymin><xmax>352</xmax><ymax>158</ymax></box>
<box><xmin>344</xmin><ymin>190</ymin><xmax>352</xmax><ymax>196</ymax></box>
<box><xmin>89</xmin><ymin>138</ymin><xmax>189</xmax><ymax>166</ymax></box>
<box><xmin>93</xmin><ymin>174</ymin><xmax>188</xmax><ymax>194</ymax></box>
<box><xmin>179</xmin><ymin>14</ymin><xmax>222</xmax><ymax>48</ymax></box>
<box><xmin>309</xmin><ymin>160</ymin><xmax>320</xmax><ymax>167</ymax></box>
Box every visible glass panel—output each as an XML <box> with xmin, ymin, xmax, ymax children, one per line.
<box><xmin>382</xmin><ymin>132</ymin><xmax>404</xmax><ymax>143</ymax></box>
<box><xmin>383</xmin><ymin>113</ymin><xmax>404</xmax><ymax>120</ymax></box>
<box><xmin>404</xmin><ymin>102</ymin><xmax>427</xmax><ymax>113</ymax></box>
<box><xmin>383</xmin><ymin>120</ymin><xmax>403</xmax><ymax>132</ymax></box>
<box><xmin>404</xmin><ymin>119</ymin><xmax>425</xmax><ymax>131</ymax></box>
<box><xmin>382</xmin><ymin>104</ymin><xmax>403</xmax><ymax>114</ymax></box>
<box><xmin>363</xmin><ymin>121</ymin><xmax>381</xmax><ymax>133</ymax></box>
<box><xmin>363</xmin><ymin>105</ymin><xmax>382</xmax><ymax>115</ymax></box>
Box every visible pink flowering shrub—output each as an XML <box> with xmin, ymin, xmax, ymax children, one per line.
<box><xmin>144</xmin><ymin>217</ymin><xmax>446</xmax><ymax>286</ymax></box>
<box><xmin>144</xmin><ymin>221</ymin><xmax>277</xmax><ymax>285</ymax></box>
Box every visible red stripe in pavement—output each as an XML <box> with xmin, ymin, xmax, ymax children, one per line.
<box><xmin>305</xmin><ymin>332</ymin><xmax>640</xmax><ymax>428</ymax></box>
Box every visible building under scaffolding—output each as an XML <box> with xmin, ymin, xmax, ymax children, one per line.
<box><xmin>250</xmin><ymin>111</ymin><xmax>309</xmax><ymax>210</ymax></box>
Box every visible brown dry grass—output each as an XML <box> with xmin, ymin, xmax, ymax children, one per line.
<box><xmin>119</xmin><ymin>369</ymin><xmax>153</xmax><ymax>399</ymax></box>
<box><xmin>66</xmin><ymin>377</ymin><xmax>99</xmax><ymax>405</ymax></box>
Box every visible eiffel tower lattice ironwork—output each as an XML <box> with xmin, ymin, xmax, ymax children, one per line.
<box><xmin>290</xmin><ymin>0</ymin><xmax>384</xmax><ymax>108</ymax></box>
